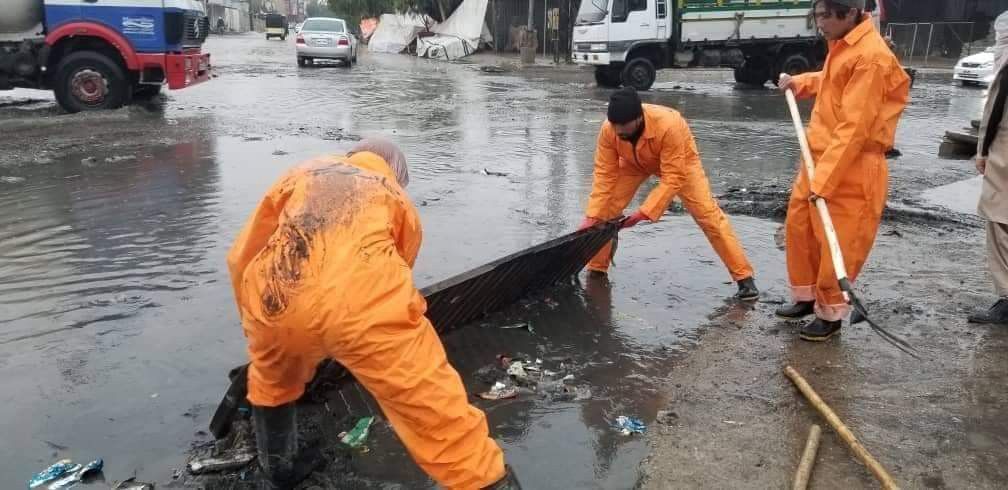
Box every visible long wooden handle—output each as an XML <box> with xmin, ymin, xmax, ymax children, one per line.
<box><xmin>792</xmin><ymin>424</ymin><xmax>822</xmax><ymax>490</ymax></box>
<box><xmin>784</xmin><ymin>90</ymin><xmax>852</xmax><ymax>287</ymax></box>
<box><xmin>785</xmin><ymin>366</ymin><xmax>900</xmax><ymax>490</ymax></box>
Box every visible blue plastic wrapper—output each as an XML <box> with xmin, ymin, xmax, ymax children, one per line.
<box><xmin>28</xmin><ymin>460</ymin><xmax>78</xmax><ymax>489</ymax></box>
<box><xmin>47</xmin><ymin>458</ymin><xmax>103</xmax><ymax>489</ymax></box>
<box><xmin>613</xmin><ymin>416</ymin><xmax>646</xmax><ymax>435</ymax></box>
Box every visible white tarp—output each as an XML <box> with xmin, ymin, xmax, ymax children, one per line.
<box><xmin>416</xmin><ymin>0</ymin><xmax>491</xmax><ymax>60</ymax></box>
<box><xmin>368</xmin><ymin>13</ymin><xmax>432</xmax><ymax>54</ymax></box>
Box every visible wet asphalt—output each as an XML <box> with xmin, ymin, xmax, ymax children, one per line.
<box><xmin>0</xmin><ymin>33</ymin><xmax>993</xmax><ymax>488</ymax></box>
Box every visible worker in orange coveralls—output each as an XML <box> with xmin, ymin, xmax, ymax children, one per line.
<box><xmin>776</xmin><ymin>0</ymin><xmax>909</xmax><ymax>341</ymax></box>
<box><xmin>578</xmin><ymin>87</ymin><xmax>760</xmax><ymax>301</ymax></box>
<box><xmin>227</xmin><ymin>139</ymin><xmax>522</xmax><ymax>490</ymax></box>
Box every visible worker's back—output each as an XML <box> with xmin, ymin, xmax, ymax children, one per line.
<box><xmin>227</xmin><ymin>151</ymin><xmax>421</xmax><ymax>330</ymax></box>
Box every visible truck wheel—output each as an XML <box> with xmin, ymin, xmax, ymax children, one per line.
<box><xmin>133</xmin><ymin>84</ymin><xmax>163</xmax><ymax>100</ymax></box>
<box><xmin>773</xmin><ymin>52</ymin><xmax>811</xmax><ymax>84</ymax></box>
<box><xmin>621</xmin><ymin>58</ymin><xmax>656</xmax><ymax>91</ymax></box>
<box><xmin>594</xmin><ymin>66</ymin><xmax>621</xmax><ymax>88</ymax></box>
<box><xmin>734</xmin><ymin>59</ymin><xmax>769</xmax><ymax>87</ymax></box>
<box><xmin>54</xmin><ymin>51</ymin><xmax>129</xmax><ymax>113</ymax></box>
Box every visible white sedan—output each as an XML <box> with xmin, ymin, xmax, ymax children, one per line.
<box><xmin>954</xmin><ymin>47</ymin><xmax>997</xmax><ymax>86</ymax></box>
<box><xmin>295</xmin><ymin>17</ymin><xmax>358</xmax><ymax>68</ymax></box>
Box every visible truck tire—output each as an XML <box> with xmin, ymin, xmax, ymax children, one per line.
<box><xmin>53</xmin><ymin>51</ymin><xmax>129</xmax><ymax>113</ymax></box>
<box><xmin>133</xmin><ymin>84</ymin><xmax>162</xmax><ymax>100</ymax></box>
<box><xmin>773</xmin><ymin>52</ymin><xmax>811</xmax><ymax>84</ymax></box>
<box><xmin>594</xmin><ymin>66</ymin><xmax>621</xmax><ymax>88</ymax></box>
<box><xmin>733</xmin><ymin>59</ymin><xmax>769</xmax><ymax>87</ymax></box>
<box><xmin>621</xmin><ymin>58</ymin><xmax>656</xmax><ymax>91</ymax></box>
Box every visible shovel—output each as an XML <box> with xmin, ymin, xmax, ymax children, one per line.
<box><xmin>783</xmin><ymin>89</ymin><xmax>919</xmax><ymax>359</ymax></box>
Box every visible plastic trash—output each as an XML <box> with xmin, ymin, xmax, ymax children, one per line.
<box><xmin>499</xmin><ymin>322</ymin><xmax>535</xmax><ymax>334</ymax></box>
<box><xmin>28</xmin><ymin>460</ymin><xmax>78</xmax><ymax>489</ymax></box>
<box><xmin>186</xmin><ymin>451</ymin><xmax>255</xmax><ymax>474</ymax></box>
<box><xmin>340</xmin><ymin>416</ymin><xmax>375</xmax><ymax>448</ymax></box>
<box><xmin>46</xmin><ymin>459</ymin><xmax>102</xmax><ymax>489</ymax></box>
<box><xmin>507</xmin><ymin>361</ymin><xmax>528</xmax><ymax>379</ymax></box>
<box><xmin>478</xmin><ymin>382</ymin><xmax>519</xmax><ymax>400</ymax></box>
<box><xmin>111</xmin><ymin>477</ymin><xmax>155</xmax><ymax>490</ymax></box>
<box><xmin>613</xmin><ymin>416</ymin><xmax>646</xmax><ymax>435</ymax></box>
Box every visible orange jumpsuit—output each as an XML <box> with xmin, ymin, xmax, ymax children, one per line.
<box><xmin>786</xmin><ymin>16</ymin><xmax>910</xmax><ymax>321</ymax></box>
<box><xmin>585</xmin><ymin>104</ymin><xmax>754</xmax><ymax>281</ymax></box>
<box><xmin>226</xmin><ymin>152</ymin><xmax>506</xmax><ymax>489</ymax></box>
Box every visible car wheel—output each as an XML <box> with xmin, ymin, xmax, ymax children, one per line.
<box><xmin>343</xmin><ymin>58</ymin><xmax>352</xmax><ymax>69</ymax></box>
<box><xmin>306</xmin><ymin>58</ymin><xmax>314</xmax><ymax>66</ymax></box>
<box><xmin>297</xmin><ymin>56</ymin><xmax>306</xmax><ymax>67</ymax></box>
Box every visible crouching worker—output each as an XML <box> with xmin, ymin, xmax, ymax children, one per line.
<box><xmin>227</xmin><ymin>138</ymin><xmax>521</xmax><ymax>489</ymax></box>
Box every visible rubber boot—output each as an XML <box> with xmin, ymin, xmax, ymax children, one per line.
<box><xmin>968</xmin><ymin>298</ymin><xmax>1008</xmax><ymax>325</ymax></box>
<box><xmin>775</xmin><ymin>301</ymin><xmax>814</xmax><ymax>319</ymax></box>
<box><xmin>483</xmin><ymin>465</ymin><xmax>522</xmax><ymax>489</ymax></box>
<box><xmin>799</xmin><ymin>318</ymin><xmax>842</xmax><ymax>342</ymax></box>
<box><xmin>734</xmin><ymin>277</ymin><xmax>759</xmax><ymax>301</ymax></box>
<box><xmin>253</xmin><ymin>403</ymin><xmax>298</xmax><ymax>489</ymax></box>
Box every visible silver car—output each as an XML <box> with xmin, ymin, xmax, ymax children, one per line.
<box><xmin>295</xmin><ymin>17</ymin><xmax>358</xmax><ymax>68</ymax></box>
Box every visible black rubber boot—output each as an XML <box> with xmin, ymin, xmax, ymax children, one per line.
<box><xmin>775</xmin><ymin>301</ymin><xmax>814</xmax><ymax>319</ymax></box>
<box><xmin>968</xmin><ymin>298</ymin><xmax>1008</xmax><ymax>325</ymax></box>
<box><xmin>483</xmin><ymin>465</ymin><xmax>522</xmax><ymax>490</ymax></box>
<box><xmin>799</xmin><ymin>318</ymin><xmax>842</xmax><ymax>342</ymax></box>
<box><xmin>253</xmin><ymin>403</ymin><xmax>298</xmax><ymax>489</ymax></box>
<box><xmin>734</xmin><ymin>277</ymin><xmax>759</xmax><ymax>301</ymax></box>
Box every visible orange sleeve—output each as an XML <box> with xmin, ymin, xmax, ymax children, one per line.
<box><xmin>393</xmin><ymin>196</ymin><xmax>423</xmax><ymax>268</ymax></box>
<box><xmin>585</xmin><ymin>122</ymin><xmax>621</xmax><ymax>219</ymax></box>
<box><xmin>226</xmin><ymin>174</ymin><xmax>297</xmax><ymax>309</ymax></box>
<box><xmin>791</xmin><ymin>70</ymin><xmax>823</xmax><ymax>99</ymax></box>
<box><xmin>811</xmin><ymin>62</ymin><xmax>887</xmax><ymax>199</ymax></box>
<box><xmin>638</xmin><ymin>121</ymin><xmax>689</xmax><ymax>221</ymax></box>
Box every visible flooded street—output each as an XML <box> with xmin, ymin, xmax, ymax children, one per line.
<box><xmin>1</xmin><ymin>33</ymin><xmax>1004</xmax><ymax>488</ymax></box>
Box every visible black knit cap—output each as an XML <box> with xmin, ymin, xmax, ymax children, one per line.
<box><xmin>607</xmin><ymin>87</ymin><xmax>643</xmax><ymax>124</ymax></box>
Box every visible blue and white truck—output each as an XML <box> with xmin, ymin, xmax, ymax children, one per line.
<box><xmin>1</xmin><ymin>0</ymin><xmax>211</xmax><ymax>112</ymax></box>
<box><xmin>572</xmin><ymin>0</ymin><xmax>826</xmax><ymax>90</ymax></box>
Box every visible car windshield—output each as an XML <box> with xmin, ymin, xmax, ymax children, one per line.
<box><xmin>302</xmin><ymin>19</ymin><xmax>344</xmax><ymax>32</ymax></box>
<box><xmin>575</xmin><ymin>0</ymin><xmax>609</xmax><ymax>25</ymax></box>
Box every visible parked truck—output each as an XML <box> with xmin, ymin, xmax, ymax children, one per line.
<box><xmin>572</xmin><ymin>0</ymin><xmax>825</xmax><ymax>90</ymax></box>
<box><xmin>0</xmin><ymin>0</ymin><xmax>211</xmax><ymax>113</ymax></box>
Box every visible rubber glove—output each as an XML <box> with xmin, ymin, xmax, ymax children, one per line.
<box><xmin>621</xmin><ymin>211</ymin><xmax>648</xmax><ymax>229</ymax></box>
<box><xmin>577</xmin><ymin>217</ymin><xmax>600</xmax><ymax>231</ymax></box>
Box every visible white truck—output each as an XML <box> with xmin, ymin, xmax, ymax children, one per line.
<box><xmin>1</xmin><ymin>0</ymin><xmax>211</xmax><ymax>113</ymax></box>
<box><xmin>572</xmin><ymin>0</ymin><xmax>825</xmax><ymax>90</ymax></box>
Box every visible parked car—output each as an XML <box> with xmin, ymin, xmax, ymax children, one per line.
<box><xmin>954</xmin><ymin>47</ymin><xmax>997</xmax><ymax>86</ymax></box>
<box><xmin>295</xmin><ymin>17</ymin><xmax>358</xmax><ymax>68</ymax></box>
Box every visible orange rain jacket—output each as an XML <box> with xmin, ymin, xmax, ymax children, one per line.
<box><xmin>227</xmin><ymin>152</ymin><xmax>506</xmax><ymax>489</ymax></box>
<box><xmin>786</xmin><ymin>15</ymin><xmax>910</xmax><ymax>321</ymax></box>
<box><xmin>584</xmin><ymin>104</ymin><xmax>754</xmax><ymax>280</ymax></box>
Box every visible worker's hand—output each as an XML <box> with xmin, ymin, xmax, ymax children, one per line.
<box><xmin>620</xmin><ymin>211</ymin><xmax>648</xmax><ymax>229</ymax></box>
<box><xmin>778</xmin><ymin>73</ymin><xmax>793</xmax><ymax>91</ymax></box>
<box><xmin>976</xmin><ymin>156</ymin><xmax>987</xmax><ymax>175</ymax></box>
<box><xmin>577</xmin><ymin>217</ymin><xmax>600</xmax><ymax>231</ymax></box>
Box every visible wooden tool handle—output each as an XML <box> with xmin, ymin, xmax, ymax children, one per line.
<box><xmin>784</xmin><ymin>89</ymin><xmax>852</xmax><ymax>289</ymax></box>
<box><xmin>785</xmin><ymin>366</ymin><xmax>900</xmax><ymax>490</ymax></box>
<box><xmin>792</xmin><ymin>424</ymin><xmax>822</xmax><ymax>490</ymax></box>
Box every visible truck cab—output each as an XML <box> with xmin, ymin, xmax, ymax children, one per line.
<box><xmin>1</xmin><ymin>0</ymin><xmax>211</xmax><ymax>112</ymax></box>
<box><xmin>573</xmin><ymin>0</ymin><xmax>823</xmax><ymax>90</ymax></box>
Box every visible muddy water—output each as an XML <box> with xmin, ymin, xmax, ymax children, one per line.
<box><xmin>0</xmin><ymin>34</ymin><xmax>990</xmax><ymax>487</ymax></box>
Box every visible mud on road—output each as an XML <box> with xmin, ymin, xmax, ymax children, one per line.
<box><xmin>1</xmin><ymin>33</ymin><xmax>1003</xmax><ymax>489</ymax></box>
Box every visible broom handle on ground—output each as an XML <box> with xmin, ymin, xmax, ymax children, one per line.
<box><xmin>785</xmin><ymin>366</ymin><xmax>900</xmax><ymax>490</ymax></box>
<box><xmin>792</xmin><ymin>424</ymin><xmax>822</xmax><ymax>490</ymax></box>
<box><xmin>784</xmin><ymin>89</ymin><xmax>852</xmax><ymax>289</ymax></box>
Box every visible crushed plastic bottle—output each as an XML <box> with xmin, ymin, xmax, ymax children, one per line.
<box><xmin>28</xmin><ymin>460</ymin><xmax>78</xmax><ymax>489</ymax></box>
<box><xmin>613</xmin><ymin>416</ymin><xmax>646</xmax><ymax>435</ymax></box>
